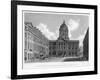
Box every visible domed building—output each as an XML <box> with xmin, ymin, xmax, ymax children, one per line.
<box><xmin>49</xmin><ymin>20</ymin><xmax>79</xmax><ymax>58</ymax></box>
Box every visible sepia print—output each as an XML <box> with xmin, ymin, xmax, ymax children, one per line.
<box><xmin>24</xmin><ymin>12</ymin><xmax>89</xmax><ymax>63</ymax></box>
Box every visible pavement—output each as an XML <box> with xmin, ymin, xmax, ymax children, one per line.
<box><xmin>28</xmin><ymin>56</ymin><xmax>83</xmax><ymax>63</ymax></box>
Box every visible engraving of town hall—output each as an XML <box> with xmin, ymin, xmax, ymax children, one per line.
<box><xmin>24</xmin><ymin>20</ymin><xmax>88</xmax><ymax>62</ymax></box>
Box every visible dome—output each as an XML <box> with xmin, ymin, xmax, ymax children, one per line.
<box><xmin>59</xmin><ymin>20</ymin><xmax>68</xmax><ymax>31</ymax></box>
<box><xmin>58</xmin><ymin>20</ymin><xmax>69</xmax><ymax>40</ymax></box>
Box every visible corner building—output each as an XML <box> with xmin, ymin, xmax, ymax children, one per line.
<box><xmin>24</xmin><ymin>22</ymin><xmax>49</xmax><ymax>62</ymax></box>
<box><xmin>83</xmin><ymin>28</ymin><xmax>89</xmax><ymax>60</ymax></box>
<box><xmin>49</xmin><ymin>21</ymin><xmax>79</xmax><ymax>57</ymax></box>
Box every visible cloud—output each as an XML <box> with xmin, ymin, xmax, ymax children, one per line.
<box><xmin>71</xmin><ymin>34</ymin><xmax>84</xmax><ymax>47</ymax></box>
<box><xmin>36</xmin><ymin>23</ymin><xmax>57</xmax><ymax>40</ymax></box>
<box><xmin>55</xmin><ymin>29</ymin><xmax>59</xmax><ymax>39</ymax></box>
<box><xmin>36</xmin><ymin>19</ymin><xmax>81</xmax><ymax>41</ymax></box>
<box><xmin>68</xmin><ymin>19</ymin><xmax>80</xmax><ymax>38</ymax></box>
<box><xmin>77</xmin><ymin>34</ymin><xmax>85</xmax><ymax>47</ymax></box>
<box><xmin>69</xmin><ymin>30</ymin><xmax>72</xmax><ymax>38</ymax></box>
<box><xmin>68</xmin><ymin>19</ymin><xmax>80</xmax><ymax>31</ymax></box>
<box><xmin>72</xmin><ymin>30</ymin><xmax>86</xmax><ymax>47</ymax></box>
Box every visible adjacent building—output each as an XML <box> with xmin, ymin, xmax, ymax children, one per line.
<box><xmin>83</xmin><ymin>28</ymin><xmax>89</xmax><ymax>60</ymax></box>
<box><xmin>24</xmin><ymin>22</ymin><xmax>49</xmax><ymax>62</ymax></box>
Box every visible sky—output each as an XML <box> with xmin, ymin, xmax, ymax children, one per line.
<box><xmin>24</xmin><ymin>12</ymin><xmax>89</xmax><ymax>46</ymax></box>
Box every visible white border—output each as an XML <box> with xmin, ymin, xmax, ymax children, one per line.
<box><xmin>17</xmin><ymin>5</ymin><xmax>94</xmax><ymax>75</ymax></box>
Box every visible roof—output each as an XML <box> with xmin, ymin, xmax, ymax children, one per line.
<box><xmin>59</xmin><ymin>20</ymin><xmax>68</xmax><ymax>31</ymax></box>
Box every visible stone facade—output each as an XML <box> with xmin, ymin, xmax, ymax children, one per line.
<box><xmin>49</xmin><ymin>40</ymin><xmax>79</xmax><ymax>57</ymax></box>
<box><xmin>24</xmin><ymin>22</ymin><xmax>49</xmax><ymax>62</ymax></box>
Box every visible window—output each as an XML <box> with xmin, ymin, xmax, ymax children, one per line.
<box><xmin>25</xmin><ymin>33</ymin><xmax>27</xmax><ymax>38</ymax></box>
<box><xmin>24</xmin><ymin>52</ymin><xmax>27</xmax><ymax>61</ymax></box>
<box><xmin>25</xmin><ymin>39</ymin><xmax>27</xmax><ymax>50</ymax></box>
<box><xmin>28</xmin><ymin>53</ymin><xmax>30</xmax><ymax>60</ymax></box>
<box><xmin>28</xmin><ymin>41</ymin><xmax>29</xmax><ymax>50</ymax></box>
